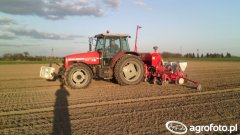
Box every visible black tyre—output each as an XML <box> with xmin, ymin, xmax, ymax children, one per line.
<box><xmin>65</xmin><ymin>63</ymin><xmax>92</xmax><ymax>89</ymax></box>
<box><xmin>114</xmin><ymin>54</ymin><xmax>144</xmax><ymax>85</ymax></box>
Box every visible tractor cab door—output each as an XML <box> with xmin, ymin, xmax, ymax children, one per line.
<box><xmin>96</xmin><ymin>36</ymin><xmax>129</xmax><ymax>79</ymax></box>
<box><xmin>103</xmin><ymin>37</ymin><xmax>121</xmax><ymax>66</ymax></box>
<box><xmin>95</xmin><ymin>36</ymin><xmax>121</xmax><ymax>79</ymax></box>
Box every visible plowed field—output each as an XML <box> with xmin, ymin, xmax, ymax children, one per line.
<box><xmin>0</xmin><ymin>61</ymin><xmax>240</xmax><ymax>134</ymax></box>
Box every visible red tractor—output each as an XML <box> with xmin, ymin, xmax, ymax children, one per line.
<box><xmin>41</xmin><ymin>33</ymin><xmax>145</xmax><ymax>89</ymax></box>
<box><xmin>40</xmin><ymin>32</ymin><xmax>201</xmax><ymax>90</ymax></box>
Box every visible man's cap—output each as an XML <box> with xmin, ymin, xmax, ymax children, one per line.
<box><xmin>153</xmin><ymin>46</ymin><xmax>158</xmax><ymax>50</ymax></box>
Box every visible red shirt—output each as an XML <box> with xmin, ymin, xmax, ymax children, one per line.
<box><xmin>151</xmin><ymin>52</ymin><xmax>163</xmax><ymax>67</ymax></box>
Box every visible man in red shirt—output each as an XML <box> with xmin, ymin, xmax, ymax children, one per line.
<box><xmin>152</xmin><ymin>46</ymin><xmax>163</xmax><ymax>67</ymax></box>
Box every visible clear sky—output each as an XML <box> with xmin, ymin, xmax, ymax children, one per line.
<box><xmin>0</xmin><ymin>0</ymin><xmax>239</xmax><ymax>56</ymax></box>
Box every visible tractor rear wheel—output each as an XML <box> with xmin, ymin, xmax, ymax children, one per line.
<box><xmin>114</xmin><ymin>55</ymin><xmax>144</xmax><ymax>85</ymax></box>
<box><xmin>65</xmin><ymin>63</ymin><xmax>92</xmax><ymax>89</ymax></box>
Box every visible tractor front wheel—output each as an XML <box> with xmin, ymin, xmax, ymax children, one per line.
<box><xmin>114</xmin><ymin>55</ymin><xmax>144</xmax><ymax>85</ymax></box>
<box><xmin>65</xmin><ymin>63</ymin><xmax>92</xmax><ymax>89</ymax></box>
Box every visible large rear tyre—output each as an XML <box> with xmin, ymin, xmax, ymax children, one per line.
<box><xmin>65</xmin><ymin>63</ymin><xmax>92</xmax><ymax>89</ymax></box>
<box><xmin>114</xmin><ymin>55</ymin><xmax>144</xmax><ymax>85</ymax></box>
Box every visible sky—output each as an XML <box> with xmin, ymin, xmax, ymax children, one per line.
<box><xmin>0</xmin><ymin>0</ymin><xmax>239</xmax><ymax>56</ymax></box>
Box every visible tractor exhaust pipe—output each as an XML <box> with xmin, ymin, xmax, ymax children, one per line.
<box><xmin>89</xmin><ymin>37</ymin><xmax>93</xmax><ymax>51</ymax></box>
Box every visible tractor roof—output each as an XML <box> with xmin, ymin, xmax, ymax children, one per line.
<box><xmin>95</xmin><ymin>33</ymin><xmax>129</xmax><ymax>38</ymax></box>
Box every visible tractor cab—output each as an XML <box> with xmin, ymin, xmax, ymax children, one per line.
<box><xmin>94</xmin><ymin>33</ymin><xmax>130</xmax><ymax>66</ymax></box>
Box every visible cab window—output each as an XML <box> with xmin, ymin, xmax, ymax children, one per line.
<box><xmin>121</xmin><ymin>37</ymin><xmax>130</xmax><ymax>51</ymax></box>
<box><xmin>105</xmin><ymin>37</ymin><xmax>121</xmax><ymax>55</ymax></box>
<box><xmin>95</xmin><ymin>38</ymin><xmax>104</xmax><ymax>51</ymax></box>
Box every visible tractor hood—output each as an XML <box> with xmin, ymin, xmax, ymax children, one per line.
<box><xmin>64</xmin><ymin>51</ymin><xmax>100</xmax><ymax>68</ymax></box>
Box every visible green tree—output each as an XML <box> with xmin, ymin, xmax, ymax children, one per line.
<box><xmin>226</xmin><ymin>52</ymin><xmax>231</xmax><ymax>58</ymax></box>
<box><xmin>23</xmin><ymin>52</ymin><xmax>30</xmax><ymax>57</ymax></box>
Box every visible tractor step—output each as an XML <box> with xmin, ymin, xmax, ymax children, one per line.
<box><xmin>98</xmin><ymin>67</ymin><xmax>113</xmax><ymax>79</ymax></box>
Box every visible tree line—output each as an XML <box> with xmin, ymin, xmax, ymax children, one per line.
<box><xmin>183</xmin><ymin>52</ymin><xmax>232</xmax><ymax>58</ymax></box>
<box><xmin>161</xmin><ymin>52</ymin><xmax>233</xmax><ymax>58</ymax></box>
<box><xmin>0</xmin><ymin>51</ymin><xmax>235</xmax><ymax>61</ymax></box>
<box><xmin>0</xmin><ymin>52</ymin><xmax>62</xmax><ymax>61</ymax></box>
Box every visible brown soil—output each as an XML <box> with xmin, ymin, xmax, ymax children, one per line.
<box><xmin>0</xmin><ymin>61</ymin><xmax>239</xmax><ymax>134</ymax></box>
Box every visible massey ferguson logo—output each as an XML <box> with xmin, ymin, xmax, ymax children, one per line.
<box><xmin>165</xmin><ymin>121</ymin><xmax>188</xmax><ymax>134</ymax></box>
